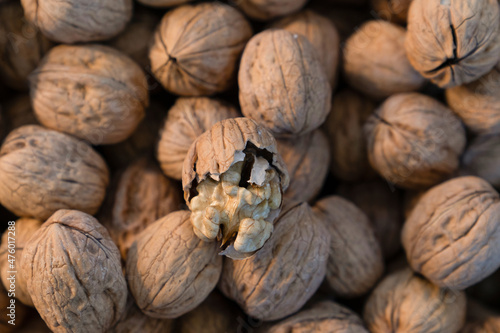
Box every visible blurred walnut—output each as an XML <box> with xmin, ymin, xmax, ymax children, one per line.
<box><xmin>403</xmin><ymin>176</ymin><xmax>500</xmax><ymax>290</ymax></box>
<box><xmin>138</xmin><ymin>0</ymin><xmax>191</xmax><ymax>7</ymax></box>
<box><xmin>461</xmin><ymin>134</ymin><xmax>500</xmax><ymax>188</ymax></box>
<box><xmin>239</xmin><ymin>29</ymin><xmax>331</xmax><ymax>137</ymax></box>
<box><xmin>364</xmin><ymin>269</ymin><xmax>466</xmax><ymax>333</ymax></box>
<box><xmin>127</xmin><ymin>211</ymin><xmax>222</xmax><ymax>319</ymax></box>
<box><xmin>405</xmin><ymin>0</ymin><xmax>500</xmax><ymax>88</ymax></box>
<box><xmin>219</xmin><ymin>202</ymin><xmax>330</xmax><ymax>321</ymax></box>
<box><xmin>30</xmin><ymin>44</ymin><xmax>149</xmax><ymax>145</ymax></box>
<box><xmin>3</xmin><ymin>95</ymin><xmax>38</xmax><ymax>132</ymax></box>
<box><xmin>236</xmin><ymin>0</ymin><xmax>308</xmax><ymax>20</ymax></box>
<box><xmin>157</xmin><ymin>97</ymin><xmax>239</xmax><ymax>180</ymax></box>
<box><xmin>21</xmin><ymin>0</ymin><xmax>132</xmax><ymax>43</ymax></box>
<box><xmin>0</xmin><ymin>282</ymin><xmax>28</xmax><ymax>333</ymax></box>
<box><xmin>365</xmin><ymin>93</ymin><xmax>466</xmax><ymax>189</ymax></box>
<box><xmin>0</xmin><ymin>1</ymin><xmax>52</xmax><ymax>90</ymax></box>
<box><xmin>0</xmin><ymin>125</ymin><xmax>109</xmax><ymax>220</ymax></box>
<box><xmin>21</xmin><ymin>210</ymin><xmax>127</xmax><ymax>333</ymax></box>
<box><xmin>343</xmin><ymin>20</ymin><xmax>425</xmax><ymax>100</ymax></box>
<box><xmin>150</xmin><ymin>3</ymin><xmax>252</xmax><ymax>96</ymax></box>
<box><xmin>461</xmin><ymin>300</ymin><xmax>500</xmax><ymax>333</ymax></box>
<box><xmin>370</xmin><ymin>0</ymin><xmax>412</xmax><ymax>24</ymax></box>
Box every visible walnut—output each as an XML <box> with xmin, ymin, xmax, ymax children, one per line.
<box><xmin>0</xmin><ymin>125</ymin><xmax>109</xmax><ymax>221</ymax></box>
<box><xmin>343</xmin><ymin>20</ymin><xmax>425</xmax><ymax>100</ymax></box>
<box><xmin>277</xmin><ymin>130</ymin><xmax>330</xmax><ymax>203</ymax></box>
<box><xmin>405</xmin><ymin>0</ymin><xmax>500</xmax><ymax>88</ymax></box>
<box><xmin>313</xmin><ymin>196</ymin><xmax>384</xmax><ymax>298</ymax></box>
<box><xmin>461</xmin><ymin>300</ymin><xmax>500</xmax><ymax>333</ymax></box>
<box><xmin>370</xmin><ymin>0</ymin><xmax>412</xmax><ymax>24</ymax></box>
<box><xmin>218</xmin><ymin>202</ymin><xmax>330</xmax><ymax>321</ymax></box>
<box><xmin>3</xmin><ymin>95</ymin><xmax>38</xmax><ymax>132</ymax></box>
<box><xmin>182</xmin><ymin>118</ymin><xmax>289</xmax><ymax>259</ymax></box>
<box><xmin>21</xmin><ymin>0</ymin><xmax>132</xmax><ymax>43</ymax></box>
<box><xmin>0</xmin><ymin>1</ymin><xmax>52</xmax><ymax>90</ymax></box>
<box><xmin>239</xmin><ymin>29</ymin><xmax>331</xmax><ymax>138</ymax></box>
<box><xmin>126</xmin><ymin>210</ymin><xmax>222</xmax><ymax>319</ymax></box>
<box><xmin>403</xmin><ymin>176</ymin><xmax>500</xmax><ymax>290</ymax></box>
<box><xmin>157</xmin><ymin>97</ymin><xmax>240</xmax><ymax>181</ymax></box>
<box><xmin>461</xmin><ymin>134</ymin><xmax>500</xmax><ymax>188</ymax></box>
<box><xmin>149</xmin><ymin>3</ymin><xmax>252</xmax><ymax>96</ymax></box>
<box><xmin>364</xmin><ymin>93</ymin><xmax>466</xmax><ymax>189</ymax></box>
<box><xmin>236</xmin><ymin>0</ymin><xmax>308</xmax><ymax>21</ymax></box>
<box><xmin>272</xmin><ymin>10</ymin><xmax>340</xmax><ymax>87</ymax></box>
<box><xmin>364</xmin><ymin>268</ymin><xmax>466</xmax><ymax>333</ymax></box>
<box><xmin>137</xmin><ymin>0</ymin><xmax>191</xmax><ymax>7</ymax></box>
<box><xmin>21</xmin><ymin>210</ymin><xmax>128</xmax><ymax>333</ymax></box>
<box><xmin>30</xmin><ymin>44</ymin><xmax>149</xmax><ymax>145</ymax></box>
<box><xmin>0</xmin><ymin>276</ymin><xmax>28</xmax><ymax>333</ymax></box>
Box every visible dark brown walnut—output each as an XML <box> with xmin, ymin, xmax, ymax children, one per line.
<box><xmin>21</xmin><ymin>210</ymin><xmax>128</xmax><ymax>333</ymax></box>
<box><xmin>236</xmin><ymin>0</ymin><xmax>308</xmax><ymax>20</ymax></box>
<box><xmin>3</xmin><ymin>95</ymin><xmax>38</xmax><ymax>132</ymax></box>
<box><xmin>149</xmin><ymin>3</ymin><xmax>252</xmax><ymax>96</ymax></box>
<box><xmin>277</xmin><ymin>130</ymin><xmax>330</xmax><ymax>203</ymax></box>
<box><xmin>325</xmin><ymin>90</ymin><xmax>375</xmax><ymax>182</ymax></box>
<box><xmin>127</xmin><ymin>211</ymin><xmax>222</xmax><ymax>319</ymax></box>
<box><xmin>446</xmin><ymin>61</ymin><xmax>500</xmax><ymax>134</ymax></box>
<box><xmin>239</xmin><ymin>29</ymin><xmax>331</xmax><ymax>138</ymax></box>
<box><xmin>99</xmin><ymin>157</ymin><xmax>183</xmax><ymax>260</ymax></box>
<box><xmin>314</xmin><ymin>196</ymin><xmax>384</xmax><ymax>298</ymax></box>
<box><xmin>461</xmin><ymin>134</ymin><xmax>500</xmax><ymax>188</ymax></box>
<box><xmin>157</xmin><ymin>97</ymin><xmax>239</xmax><ymax>180</ymax></box>
<box><xmin>343</xmin><ymin>20</ymin><xmax>425</xmax><ymax>100</ymax></box>
<box><xmin>273</xmin><ymin>10</ymin><xmax>340</xmax><ymax>87</ymax></box>
<box><xmin>0</xmin><ymin>282</ymin><xmax>28</xmax><ymax>333</ymax></box>
<box><xmin>370</xmin><ymin>0</ymin><xmax>412</xmax><ymax>24</ymax></box>
<box><xmin>21</xmin><ymin>0</ymin><xmax>132</xmax><ymax>43</ymax></box>
<box><xmin>460</xmin><ymin>300</ymin><xmax>500</xmax><ymax>333</ymax></box>
<box><xmin>403</xmin><ymin>176</ymin><xmax>500</xmax><ymax>290</ymax></box>
<box><xmin>218</xmin><ymin>202</ymin><xmax>330</xmax><ymax>321</ymax></box>
<box><xmin>364</xmin><ymin>269</ymin><xmax>466</xmax><ymax>333</ymax></box>
<box><xmin>365</xmin><ymin>93</ymin><xmax>466</xmax><ymax>189</ymax></box>
<box><xmin>30</xmin><ymin>44</ymin><xmax>149</xmax><ymax>145</ymax></box>
<box><xmin>182</xmin><ymin>118</ymin><xmax>289</xmax><ymax>259</ymax></box>
<box><xmin>0</xmin><ymin>125</ymin><xmax>109</xmax><ymax>221</ymax></box>
<box><xmin>405</xmin><ymin>0</ymin><xmax>500</xmax><ymax>88</ymax></box>
<box><xmin>138</xmin><ymin>0</ymin><xmax>191</xmax><ymax>7</ymax></box>
<box><xmin>0</xmin><ymin>1</ymin><xmax>52</xmax><ymax>90</ymax></box>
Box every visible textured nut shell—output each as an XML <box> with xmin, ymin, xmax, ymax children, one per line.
<box><xmin>314</xmin><ymin>196</ymin><xmax>384</xmax><ymax>298</ymax></box>
<box><xmin>239</xmin><ymin>29</ymin><xmax>331</xmax><ymax>137</ymax></box>
<box><xmin>277</xmin><ymin>130</ymin><xmax>329</xmax><ymax>203</ymax></box>
<box><xmin>365</xmin><ymin>93</ymin><xmax>466</xmax><ymax>189</ymax></box>
<box><xmin>3</xmin><ymin>95</ymin><xmax>38</xmax><ymax>132</ymax></box>
<box><xmin>364</xmin><ymin>269</ymin><xmax>466</xmax><ymax>333</ymax></box>
<box><xmin>149</xmin><ymin>3</ymin><xmax>252</xmax><ymax>96</ymax></box>
<box><xmin>21</xmin><ymin>210</ymin><xmax>128</xmax><ymax>333</ymax></box>
<box><xmin>30</xmin><ymin>44</ymin><xmax>149</xmax><ymax>145</ymax></box>
<box><xmin>21</xmin><ymin>0</ymin><xmax>132</xmax><ymax>43</ymax></box>
<box><xmin>370</xmin><ymin>0</ymin><xmax>412</xmax><ymax>23</ymax></box>
<box><xmin>343</xmin><ymin>20</ymin><xmax>425</xmax><ymax>100</ymax></box>
<box><xmin>237</xmin><ymin>0</ymin><xmax>308</xmax><ymax>20</ymax></box>
<box><xmin>218</xmin><ymin>202</ymin><xmax>330</xmax><ymax>321</ymax></box>
<box><xmin>0</xmin><ymin>283</ymin><xmax>28</xmax><ymax>333</ymax></box>
<box><xmin>405</xmin><ymin>0</ymin><xmax>500</xmax><ymax>88</ymax></box>
<box><xmin>0</xmin><ymin>125</ymin><xmax>109</xmax><ymax>220</ymax></box>
<box><xmin>461</xmin><ymin>134</ymin><xmax>500</xmax><ymax>188</ymax></box>
<box><xmin>138</xmin><ymin>0</ymin><xmax>191</xmax><ymax>7</ymax></box>
<box><xmin>157</xmin><ymin>97</ymin><xmax>239</xmax><ymax>180</ymax></box>
<box><xmin>126</xmin><ymin>211</ymin><xmax>222</xmax><ymax>319</ymax></box>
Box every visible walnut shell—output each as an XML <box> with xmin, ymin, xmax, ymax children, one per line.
<box><xmin>157</xmin><ymin>97</ymin><xmax>240</xmax><ymax>180</ymax></box>
<box><xmin>343</xmin><ymin>20</ymin><xmax>425</xmax><ymax>100</ymax></box>
<box><xmin>461</xmin><ymin>134</ymin><xmax>500</xmax><ymax>188</ymax></box>
<box><xmin>218</xmin><ymin>202</ymin><xmax>330</xmax><ymax>321</ymax></box>
<box><xmin>21</xmin><ymin>0</ymin><xmax>132</xmax><ymax>43</ymax></box>
<box><xmin>370</xmin><ymin>0</ymin><xmax>412</xmax><ymax>24</ymax></box>
<box><xmin>30</xmin><ymin>44</ymin><xmax>149</xmax><ymax>145</ymax></box>
<box><xmin>402</xmin><ymin>176</ymin><xmax>500</xmax><ymax>290</ymax></box>
<box><xmin>126</xmin><ymin>210</ymin><xmax>222</xmax><ymax>319</ymax></box>
<box><xmin>364</xmin><ymin>269</ymin><xmax>466</xmax><ymax>333</ymax></box>
<box><xmin>149</xmin><ymin>3</ymin><xmax>252</xmax><ymax>96</ymax></box>
<box><xmin>405</xmin><ymin>0</ymin><xmax>500</xmax><ymax>88</ymax></box>
<box><xmin>236</xmin><ymin>0</ymin><xmax>308</xmax><ymax>21</ymax></box>
<box><xmin>138</xmin><ymin>0</ymin><xmax>191</xmax><ymax>7</ymax></box>
<box><xmin>0</xmin><ymin>125</ymin><xmax>109</xmax><ymax>221</ymax></box>
<box><xmin>0</xmin><ymin>282</ymin><xmax>28</xmax><ymax>333</ymax></box>
<box><xmin>365</xmin><ymin>93</ymin><xmax>466</xmax><ymax>189</ymax></box>
<box><xmin>3</xmin><ymin>95</ymin><xmax>38</xmax><ymax>132</ymax></box>
<box><xmin>21</xmin><ymin>210</ymin><xmax>128</xmax><ymax>333</ymax></box>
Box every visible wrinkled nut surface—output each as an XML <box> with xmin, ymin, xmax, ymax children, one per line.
<box><xmin>237</xmin><ymin>0</ymin><xmax>308</xmax><ymax>20</ymax></box>
<box><xmin>21</xmin><ymin>0</ymin><xmax>132</xmax><ymax>43</ymax></box>
<box><xmin>30</xmin><ymin>44</ymin><xmax>149</xmax><ymax>145</ymax></box>
<box><xmin>138</xmin><ymin>0</ymin><xmax>191</xmax><ymax>7</ymax></box>
<box><xmin>150</xmin><ymin>3</ymin><xmax>252</xmax><ymax>96</ymax></box>
<box><xmin>343</xmin><ymin>20</ymin><xmax>425</xmax><ymax>100</ymax></box>
<box><xmin>21</xmin><ymin>210</ymin><xmax>128</xmax><ymax>333</ymax></box>
<box><xmin>0</xmin><ymin>125</ymin><xmax>109</xmax><ymax>221</ymax></box>
<box><xmin>370</xmin><ymin>0</ymin><xmax>412</xmax><ymax>23</ymax></box>
<box><xmin>239</xmin><ymin>29</ymin><xmax>331</xmax><ymax>138</ymax></box>
<box><xmin>157</xmin><ymin>97</ymin><xmax>239</xmax><ymax>180</ymax></box>
<box><xmin>461</xmin><ymin>134</ymin><xmax>500</xmax><ymax>188</ymax></box>
<box><xmin>218</xmin><ymin>202</ymin><xmax>330</xmax><ymax>321</ymax></box>
<box><xmin>365</xmin><ymin>93</ymin><xmax>466</xmax><ymax>189</ymax></box>
<box><xmin>182</xmin><ymin>118</ymin><xmax>289</xmax><ymax>259</ymax></box>
<box><xmin>402</xmin><ymin>176</ymin><xmax>500</xmax><ymax>290</ymax></box>
<box><xmin>314</xmin><ymin>196</ymin><xmax>384</xmax><ymax>298</ymax></box>
<box><xmin>364</xmin><ymin>269</ymin><xmax>466</xmax><ymax>333</ymax></box>
<box><xmin>405</xmin><ymin>0</ymin><xmax>500</xmax><ymax>88</ymax></box>
<box><xmin>126</xmin><ymin>211</ymin><xmax>222</xmax><ymax>319</ymax></box>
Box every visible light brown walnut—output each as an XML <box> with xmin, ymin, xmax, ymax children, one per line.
<box><xmin>461</xmin><ymin>134</ymin><xmax>500</xmax><ymax>188</ymax></box>
<box><xmin>236</xmin><ymin>0</ymin><xmax>308</xmax><ymax>21</ymax></box>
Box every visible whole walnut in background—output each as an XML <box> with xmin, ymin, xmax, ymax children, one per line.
<box><xmin>236</xmin><ymin>0</ymin><xmax>308</xmax><ymax>20</ymax></box>
<box><xmin>461</xmin><ymin>134</ymin><xmax>500</xmax><ymax>188</ymax></box>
